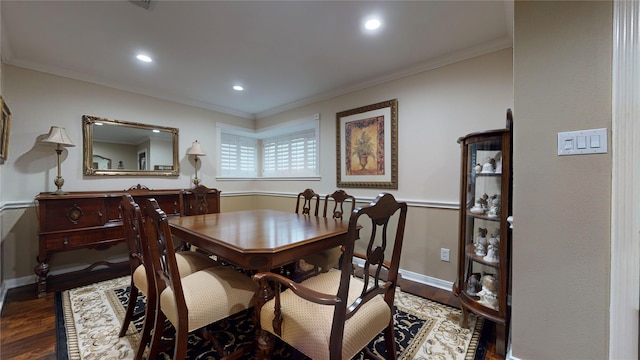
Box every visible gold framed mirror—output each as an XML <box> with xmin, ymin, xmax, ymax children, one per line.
<box><xmin>83</xmin><ymin>115</ymin><xmax>179</xmax><ymax>176</ymax></box>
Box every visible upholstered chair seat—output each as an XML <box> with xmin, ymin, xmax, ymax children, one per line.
<box><xmin>260</xmin><ymin>269</ymin><xmax>390</xmax><ymax>360</ymax></box>
<box><xmin>159</xmin><ymin>265</ymin><xmax>258</xmax><ymax>333</ymax></box>
<box><xmin>131</xmin><ymin>251</ymin><xmax>219</xmax><ymax>295</ymax></box>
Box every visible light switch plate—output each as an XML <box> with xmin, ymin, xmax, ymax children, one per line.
<box><xmin>557</xmin><ymin>128</ymin><xmax>607</xmax><ymax>156</ymax></box>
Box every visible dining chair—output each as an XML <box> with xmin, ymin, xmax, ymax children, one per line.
<box><xmin>295</xmin><ymin>188</ymin><xmax>320</xmax><ymax>216</ymax></box>
<box><xmin>179</xmin><ymin>185</ymin><xmax>221</xmax><ymax>253</ymax></box>
<box><xmin>118</xmin><ymin>194</ymin><xmax>220</xmax><ymax>360</ymax></box>
<box><xmin>179</xmin><ymin>184</ymin><xmax>220</xmax><ymax>216</ymax></box>
<box><xmin>300</xmin><ymin>190</ymin><xmax>356</xmax><ymax>277</ymax></box>
<box><xmin>290</xmin><ymin>188</ymin><xmax>323</xmax><ymax>279</ymax></box>
<box><xmin>254</xmin><ymin>192</ymin><xmax>408</xmax><ymax>360</ymax></box>
<box><xmin>143</xmin><ymin>198</ymin><xmax>258</xmax><ymax>360</ymax></box>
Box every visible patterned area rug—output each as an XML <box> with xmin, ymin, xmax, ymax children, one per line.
<box><xmin>55</xmin><ymin>276</ymin><xmax>484</xmax><ymax>359</ymax></box>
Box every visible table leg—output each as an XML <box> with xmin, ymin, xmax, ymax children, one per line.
<box><xmin>254</xmin><ymin>278</ymin><xmax>275</xmax><ymax>360</ymax></box>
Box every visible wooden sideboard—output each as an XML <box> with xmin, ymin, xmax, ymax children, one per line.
<box><xmin>34</xmin><ymin>185</ymin><xmax>220</xmax><ymax>297</ymax></box>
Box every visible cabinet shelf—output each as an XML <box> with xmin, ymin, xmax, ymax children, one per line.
<box><xmin>472</xmin><ymin>172</ymin><xmax>503</xmax><ymax>177</ymax></box>
<box><xmin>466</xmin><ymin>212</ymin><xmax>501</xmax><ymax>221</ymax></box>
<box><xmin>465</xmin><ymin>244</ymin><xmax>500</xmax><ymax>268</ymax></box>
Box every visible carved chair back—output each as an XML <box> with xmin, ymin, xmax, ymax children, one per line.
<box><xmin>120</xmin><ymin>194</ymin><xmax>158</xmax><ymax>358</ymax></box>
<box><xmin>143</xmin><ymin>198</ymin><xmax>188</xmax><ymax>327</ymax></box>
<box><xmin>330</xmin><ymin>192</ymin><xmax>407</xmax><ymax>358</ymax></box>
<box><xmin>295</xmin><ymin>188</ymin><xmax>320</xmax><ymax>216</ymax></box>
<box><xmin>122</xmin><ymin>194</ymin><xmax>149</xmax><ymax>277</ymax></box>
<box><xmin>323</xmin><ymin>189</ymin><xmax>356</xmax><ymax>219</ymax></box>
<box><xmin>180</xmin><ymin>185</ymin><xmax>220</xmax><ymax>216</ymax></box>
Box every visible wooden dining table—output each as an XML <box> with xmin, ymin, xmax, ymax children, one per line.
<box><xmin>168</xmin><ymin>209</ymin><xmax>352</xmax><ymax>352</ymax></box>
<box><xmin>168</xmin><ymin>209</ymin><xmax>351</xmax><ymax>272</ymax></box>
<box><xmin>168</xmin><ymin>208</ymin><xmax>354</xmax><ymax>357</ymax></box>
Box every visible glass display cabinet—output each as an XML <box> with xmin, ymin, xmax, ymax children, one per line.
<box><xmin>453</xmin><ymin>109</ymin><xmax>512</xmax><ymax>356</ymax></box>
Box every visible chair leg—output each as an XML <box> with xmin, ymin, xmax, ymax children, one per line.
<box><xmin>119</xmin><ymin>282</ymin><xmax>139</xmax><ymax>337</ymax></box>
<box><xmin>147</xmin><ymin>310</ymin><xmax>167</xmax><ymax>360</ymax></box>
<box><xmin>173</xmin><ymin>322</ymin><xmax>189</xmax><ymax>360</ymax></box>
<box><xmin>383</xmin><ymin>324</ymin><xmax>398</xmax><ymax>360</ymax></box>
<box><xmin>256</xmin><ymin>329</ymin><xmax>276</xmax><ymax>360</ymax></box>
<box><xmin>135</xmin><ymin>292</ymin><xmax>156</xmax><ymax>360</ymax></box>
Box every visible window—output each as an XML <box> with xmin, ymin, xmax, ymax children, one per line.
<box><xmin>217</xmin><ymin>117</ymin><xmax>319</xmax><ymax>179</ymax></box>
<box><xmin>219</xmin><ymin>133</ymin><xmax>257</xmax><ymax>177</ymax></box>
<box><xmin>262</xmin><ymin>130</ymin><xmax>317</xmax><ymax>177</ymax></box>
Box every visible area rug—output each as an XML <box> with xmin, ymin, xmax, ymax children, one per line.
<box><xmin>55</xmin><ymin>276</ymin><xmax>484</xmax><ymax>360</ymax></box>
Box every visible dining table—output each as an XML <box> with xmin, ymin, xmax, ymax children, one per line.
<box><xmin>168</xmin><ymin>209</ymin><xmax>351</xmax><ymax>272</ymax></box>
<box><xmin>168</xmin><ymin>209</ymin><xmax>352</xmax><ymax>346</ymax></box>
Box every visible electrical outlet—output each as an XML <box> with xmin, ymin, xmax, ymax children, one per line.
<box><xmin>440</xmin><ymin>248</ymin><xmax>450</xmax><ymax>262</ymax></box>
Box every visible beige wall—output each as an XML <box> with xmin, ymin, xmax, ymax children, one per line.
<box><xmin>512</xmin><ymin>2</ymin><xmax>612</xmax><ymax>359</ymax></box>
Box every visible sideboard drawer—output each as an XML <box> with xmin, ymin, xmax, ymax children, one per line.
<box><xmin>105</xmin><ymin>197</ymin><xmax>124</xmax><ymax>223</ymax></box>
<box><xmin>41</xmin><ymin>199</ymin><xmax>106</xmax><ymax>231</ymax></box>
<box><xmin>135</xmin><ymin>194</ymin><xmax>180</xmax><ymax>216</ymax></box>
<box><xmin>42</xmin><ymin>226</ymin><xmax>125</xmax><ymax>252</ymax></box>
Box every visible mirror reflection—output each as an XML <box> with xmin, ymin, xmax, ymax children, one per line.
<box><xmin>83</xmin><ymin>115</ymin><xmax>179</xmax><ymax>176</ymax></box>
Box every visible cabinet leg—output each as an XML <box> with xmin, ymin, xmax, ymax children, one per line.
<box><xmin>495</xmin><ymin>323</ymin><xmax>507</xmax><ymax>356</ymax></box>
<box><xmin>459</xmin><ymin>305</ymin><xmax>470</xmax><ymax>329</ymax></box>
<box><xmin>34</xmin><ymin>258</ymin><xmax>50</xmax><ymax>298</ymax></box>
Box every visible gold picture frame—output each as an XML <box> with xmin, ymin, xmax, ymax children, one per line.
<box><xmin>336</xmin><ymin>99</ymin><xmax>398</xmax><ymax>189</ymax></box>
<box><xmin>0</xmin><ymin>96</ymin><xmax>12</xmax><ymax>162</ymax></box>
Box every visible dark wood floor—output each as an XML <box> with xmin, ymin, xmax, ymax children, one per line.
<box><xmin>1</xmin><ymin>270</ymin><xmax>504</xmax><ymax>360</ymax></box>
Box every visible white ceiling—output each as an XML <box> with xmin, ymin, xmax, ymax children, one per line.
<box><xmin>1</xmin><ymin>1</ymin><xmax>513</xmax><ymax>119</ymax></box>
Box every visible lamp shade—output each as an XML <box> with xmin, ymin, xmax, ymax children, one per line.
<box><xmin>41</xmin><ymin>126</ymin><xmax>75</xmax><ymax>147</ymax></box>
<box><xmin>187</xmin><ymin>140</ymin><xmax>206</xmax><ymax>156</ymax></box>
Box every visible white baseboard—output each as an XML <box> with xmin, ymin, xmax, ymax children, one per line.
<box><xmin>351</xmin><ymin>257</ymin><xmax>454</xmax><ymax>291</ymax></box>
<box><xmin>399</xmin><ymin>268</ymin><xmax>454</xmax><ymax>291</ymax></box>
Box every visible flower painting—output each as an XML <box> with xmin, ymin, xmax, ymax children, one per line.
<box><xmin>337</xmin><ymin>99</ymin><xmax>397</xmax><ymax>188</ymax></box>
<box><xmin>345</xmin><ymin>116</ymin><xmax>385</xmax><ymax>175</ymax></box>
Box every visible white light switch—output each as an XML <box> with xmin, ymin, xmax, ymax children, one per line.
<box><xmin>558</xmin><ymin>128</ymin><xmax>607</xmax><ymax>156</ymax></box>
<box><xmin>564</xmin><ymin>138</ymin><xmax>573</xmax><ymax>150</ymax></box>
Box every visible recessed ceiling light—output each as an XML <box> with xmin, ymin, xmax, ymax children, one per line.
<box><xmin>136</xmin><ymin>54</ymin><xmax>153</xmax><ymax>63</ymax></box>
<box><xmin>233</xmin><ymin>85</ymin><xmax>244</xmax><ymax>91</ymax></box>
<box><xmin>364</xmin><ymin>18</ymin><xmax>382</xmax><ymax>31</ymax></box>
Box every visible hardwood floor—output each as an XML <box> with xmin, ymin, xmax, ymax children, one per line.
<box><xmin>1</xmin><ymin>270</ymin><xmax>504</xmax><ymax>360</ymax></box>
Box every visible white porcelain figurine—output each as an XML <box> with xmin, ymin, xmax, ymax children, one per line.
<box><xmin>475</xmin><ymin>228</ymin><xmax>488</xmax><ymax>256</ymax></box>
<box><xmin>477</xmin><ymin>275</ymin><xmax>498</xmax><ymax>310</ymax></box>
<box><xmin>481</xmin><ymin>157</ymin><xmax>495</xmax><ymax>174</ymax></box>
<box><xmin>483</xmin><ymin>232</ymin><xmax>500</xmax><ymax>263</ymax></box>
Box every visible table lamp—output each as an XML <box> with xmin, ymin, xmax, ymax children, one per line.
<box><xmin>187</xmin><ymin>140</ymin><xmax>206</xmax><ymax>186</ymax></box>
<box><xmin>41</xmin><ymin>126</ymin><xmax>75</xmax><ymax>195</ymax></box>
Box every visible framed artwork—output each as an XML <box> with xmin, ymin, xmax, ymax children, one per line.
<box><xmin>336</xmin><ymin>99</ymin><xmax>398</xmax><ymax>188</ymax></box>
<box><xmin>137</xmin><ymin>149</ymin><xmax>148</xmax><ymax>170</ymax></box>
<box><xmin>0</xmin><ymin>96</ymin><xmax>11</xmax><ymax>161</ymax></box>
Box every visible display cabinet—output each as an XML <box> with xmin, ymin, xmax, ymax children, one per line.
<box><xmin>453</xmin><ymin>109</ymin><xmax>512</xmax><ymax>356</ymax></box>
